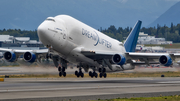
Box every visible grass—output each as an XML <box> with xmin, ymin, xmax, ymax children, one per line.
<box><xmin>94</xmin><ymin>95</ymin><xmax>180</xmax><ymax>101</ymax></box>
<box><xmin>107</xmin><ymin>71</ymin><xmax>180</xmax><ymax>78</ymax></box>
<box><xmin>1</xmin><ymin>71</ymin><xmax>180</xmax><ymax>78</ymax></box>
<box><xmin>144</xmin><ymin>43</ymin><xmax>180</xmax><ymax>48</ymax></box>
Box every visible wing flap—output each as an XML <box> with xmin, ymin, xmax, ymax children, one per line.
<box><xmin>81</xmin><ymin>51</ymin><xmax>114</xmax><ymax>60</ymax></box>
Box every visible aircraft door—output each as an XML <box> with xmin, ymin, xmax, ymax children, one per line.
<box><xmin>62</xmin><ymin>29</ymin><xmax>67</xmax><ymax>41</ymax></box>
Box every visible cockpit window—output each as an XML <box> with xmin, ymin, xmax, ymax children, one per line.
<box><xmin>46</xmin><ymin>18</ymin><xmax>55</xmax><ymax>22</ymax></box>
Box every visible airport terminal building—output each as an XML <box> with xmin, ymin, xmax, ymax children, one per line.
<box><xmin>0</xmin><ymin>35</ymin><xmax>45</xmax><ymax>50</ymax></box>
<box><xmin>137</xmin><ymin>32</ymin><xmax>173</xmax><ymax>45</ymax></box>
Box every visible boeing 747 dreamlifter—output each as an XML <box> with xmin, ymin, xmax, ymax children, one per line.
<box><xmin>1</xmin><ymin>15</ymin><xmax>180</xmax><ymax>78</ymax></box>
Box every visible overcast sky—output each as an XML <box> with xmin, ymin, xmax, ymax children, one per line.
<box><xmin>0</xmin><ymin>0</ymin><xmax>180</xmax><ymax>30</ymax></box>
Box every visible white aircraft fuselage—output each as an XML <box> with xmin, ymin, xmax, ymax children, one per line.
<box><xmin>38</xmin><ymin>15</ymin><xmax>129</xmax><ymax>71</ymax></box>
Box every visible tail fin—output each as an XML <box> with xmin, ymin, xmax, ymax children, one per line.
<box><xmin>124</xmin><ymin>20</ymin><xmax>142</xmax><ymax>52</ymax></box>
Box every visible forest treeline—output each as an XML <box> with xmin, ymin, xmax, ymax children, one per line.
<box><xmin>101</xmin><ymin>23</ymin><xmax>180</xmax><ymax>43</ymax></box>
<box><xmin>0</xmin><ymin>29</ymin><xmax>38</xmax><ymax>40</ymax></box>
<box><xmin>0</xmin><ymin>23</ymin><xmax>180</xmax><ymax>43</ymax></box>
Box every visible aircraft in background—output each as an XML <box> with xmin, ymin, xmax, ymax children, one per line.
<box><xmin>0</xmin><ymin>15</ymin><xmax>180</xmax><ymax>78</ymax></box>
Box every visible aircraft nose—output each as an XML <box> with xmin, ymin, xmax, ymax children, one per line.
<box><xmin>37</xmin><ymin>24</ymin><xmax>46</xmax><ymax>37</ymax></box>
<box><xmin>37</xmin><ymin>22</ymin><xmax>50</xmax><ymax>45</ymax></box>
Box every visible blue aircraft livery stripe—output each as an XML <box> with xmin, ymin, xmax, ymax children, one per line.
<box><xmin>124</xmin><ymin>20</ymin><xmax>142</xmax><ymax>52</ymax></box>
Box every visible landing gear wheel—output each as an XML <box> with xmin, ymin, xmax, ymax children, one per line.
<box><xmin>58</xmin><ymin>67</ymin><xmax>61</xmax><ymax>71</ymax></box>
<box><xmin>75</xmin><ymin>71</ymin><xmax>78</xmax><ymax>76</ymax></box>
<box><xmin>77</xmin><ymin>73</ymin><xmax>80</xmax><ymax>78</ymax></box>
<box><xmin>81</xmin><ymin>73</ymin><xmax>84</xmax><ymax>78</ymax></box>
<box><xmin>89</xmin><ymin>71</ymin><xmax>92</xmax><ymax>76</ymax></box>
<box><xmin>94</xmin><ymin>72</ymin><xmax>98</xmax><ymax>78</ymax></box>
<box><xmin>59</xmin><ymin>72</ymin><xmax>62</xmax><ymax>77</ymax></box>
<box><xmin>63</xmin><ymin>72</ymin><xmax>66</xmax><ymax>77</ymax></box>
<box><xmin>98</xmin><ymin>68</ymin><xmax>102</xmax><ymax>72</ymax></box>
<box><xmin>104</xmin><ymin>73</ymin><xmax>107</xmax><ymax>78</ymax></box>
<box><xmin>62</xmin><ymin>67</ymin><xmax>65</xmax><ymax>72</ymax></box>
<box><xmin>93</xmin><ymin>72</ymin><xmax>96</xmax><ymax>76</ymax></box>
<box><xmin>99</xmin><ymin>73</ymin><xmax>103</xmax><ymax>78</ymax></box>
<box><xmin>103</xmin><ymin>68</ymin><xmax>106</xmax><ymax>73</ymax></box>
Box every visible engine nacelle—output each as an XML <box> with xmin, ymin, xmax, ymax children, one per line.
<box><xmin>23</xmin><ymin>52</ymin><xmax>36</xmax><ymax>63</ymax></box>
<box><xmin>3</xmin><ymin>51</ymin><xmax>16</xmax><ymax>62</ymax></box>
<box><xmin>112</xmin><ymin>54</ymin><xmax>126</xmax><ymax>65</ymax></box>
<box><xmin>159</xmin><ymin>55</ymin><xmax>172</xmax><ymax>66</ymax></box>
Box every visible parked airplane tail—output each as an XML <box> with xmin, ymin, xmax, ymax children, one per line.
<box><xmin>124</xmin><ymin>20</ymin><xmax>142</xmax><ymax>52</ymax></box>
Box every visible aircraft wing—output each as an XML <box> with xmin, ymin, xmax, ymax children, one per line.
<box><xmin>81</xmin><ymin>51</ymin><xmax>180</xmax><ymax>66</ymax></box>
<box><xmin>81</xmin><ymin>51</ymin><xmax>164</xmax><ymax>60</ymax></box>
<box><xmin>0</xmin><ymin>48</ymin><xmax>48</xmax><ymax>54</ymax></box>
<box><xmin>0</xmin><ymin>48</ymin><xmax>48</xmax><ymax>62</ymax></box>
<box><xmin>127</xmin><ymin>52</ymin><xmax>180</xmax><ymax>60</ymax></box>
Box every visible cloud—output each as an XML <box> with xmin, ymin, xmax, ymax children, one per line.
<box><xmin>117</xmin><ymin>0</ymin><xmax>128</xmax><ymax>3</ymax></box>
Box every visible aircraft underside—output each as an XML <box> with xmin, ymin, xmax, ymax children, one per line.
<box><xmin>50</xmin><ymin>53</ymin><xmax>135</xmax><ymax>78</ymax></box>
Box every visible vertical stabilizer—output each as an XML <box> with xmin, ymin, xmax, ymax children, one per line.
<box><xmin>124</xmin><ymin>20</ymin><xmax>142</xmax><ymax>52</ymax></box>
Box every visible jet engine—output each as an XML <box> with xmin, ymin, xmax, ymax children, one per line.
<box><xmin>112</xmin><ymin>54</ymin><xmax>126</xmax><ymax>65</ymax></box>
<box><xmin>23</xmin><ymin>52</ymin><xmax>36</xmax><ymax>63</ymax></box>
<box><xmin>159</xmin><ymin>55</ymin><xmax>172</xmax><ymax>66</ymax></box>
<box><xmin>3</xmin><ymin>51</ymin><xmax>16</xmax><ymax>62</ymax></box>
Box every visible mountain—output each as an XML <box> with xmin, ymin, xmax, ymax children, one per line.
<box><xmin>148</xmin><ymin>1</ymin><xmax>180</xmax><ymax>27</ymax></box>
<box><xmin>0</xmin><ymin>0</ymin><xmax>178</xmax><ymax>30</ymax></box>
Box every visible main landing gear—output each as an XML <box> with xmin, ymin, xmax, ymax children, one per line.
<box><xmin>75</xmin><ymin>68</ymin><xmax>84</xmax><ymax>78</ymax></box>
<box><xmin>88</xmin><ymin>68</ymin><xmax>106</xmax><ymax>78</ymax></box>
<box><xmin>58</xmin><ymin>66</ymin><xmax>66</xmax><ymax>77</ymax></box>
<box><xmin>88</xmin><ymin>68</ymin><xmax>98</xmax><ymax>78</ymax></box>
<box><xmin>73</xmin><ymin>63</ymin><xmax>107</xmax><ymax>78</ymax></box>
<box><xmin>98</xmin><ymin>68</ymin><xmax>107</xmax><ymax>78</ymax></box>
